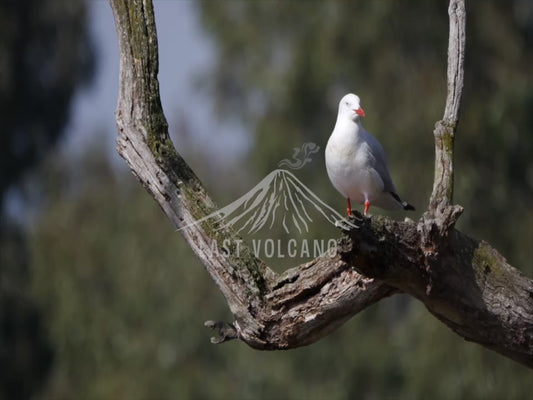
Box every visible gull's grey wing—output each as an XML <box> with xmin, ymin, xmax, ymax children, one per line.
<box><xmin>363</xmin><ymin>128</ymin><xmax>398</xmax><ymax>193</ymax></box>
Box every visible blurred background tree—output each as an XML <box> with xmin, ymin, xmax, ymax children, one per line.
<box><xmin>7</xmin><ymin>0</ymin><xmax>533</xmax><ymax>399</ymax></box>
<box><xmin>0</xmin><ymin>0</ymin><xmax>94</xmax><ymax>398</ymax></box>
<box><xmin>0</xmin><ymin>0</ymin><xmax>94</xmax><ymax>206</ymax></box>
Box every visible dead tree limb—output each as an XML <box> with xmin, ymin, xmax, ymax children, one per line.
<box><xmin>109</xmin><ymin>0</ymin><xmax>533</xmax><ymax>368</ymax></box>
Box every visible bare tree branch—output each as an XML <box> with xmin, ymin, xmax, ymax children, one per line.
<box><xmin>346</xmin><ymin>214</ymin><xmax>533</xmax><ymax>368</ymax></box>
<box><xmin>429</xmin><ymin>0</ymin><xmax>466</xmax><ymax>211</ymax></box>
<box><xmin>109</xmin><ymin>0</ymin><xmax>394</xmax><ymax>349</ymax></box>
<box><xmin>109</xmin><ymin>0</ymin><xmax>533</xmax><ymax>368</ymax></box>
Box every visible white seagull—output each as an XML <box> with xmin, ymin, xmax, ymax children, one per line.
<box><xmin>325</xmin><ymin>93</ymin><xmax>415</xmax><ymax>216</ymax></box>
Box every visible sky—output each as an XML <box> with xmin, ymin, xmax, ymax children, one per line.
<box><xmin>63</xmin><ymin>0</ymin><xmax>250</xmax><ymax>165</ymax></box>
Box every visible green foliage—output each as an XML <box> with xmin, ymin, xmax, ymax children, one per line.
<box><xmin>30</xmin><ymin>150</ymin><xmax>225</xmax><ymax>399</ymax></box>
<box><xmin>199</xmin><ymin>0</ymin><xmax>448</xmax><ymax>211</ymax></box>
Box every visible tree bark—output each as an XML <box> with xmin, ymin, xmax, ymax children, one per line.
<box><xmin>109</xmin><ymin>0</ymin><xmax>533</xmax><ymax>368</ymax></box>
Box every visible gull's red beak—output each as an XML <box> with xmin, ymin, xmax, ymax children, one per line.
<box><xmin>355</xmin><ymin>107</ymin><xmax>366</xmax><ymax>117</ymax></box>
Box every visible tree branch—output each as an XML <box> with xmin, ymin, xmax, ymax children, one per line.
<box><xmin>110</xmin><ymin>0</ymin><xmax>533</xmax><ymax>368</ymax></box>
<box><xmin>429</xmin><ymin>0</ymin><xmax>465</xmax><ymax>211</ymax></box>
<box><xmin>345</xmin><ymin>215</ymin><xmax>533</xmax><ymax>368</ymax></box>
<box><xmin>109</xmin><ymin>0</ymin><xmax>395</xmax><ymax>349</ymax></box>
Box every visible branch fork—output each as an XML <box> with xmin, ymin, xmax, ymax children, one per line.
<box><xmin>110</xmin><ymin>0</ymin><xmax>533</xmax><ymax>368</ymax></box>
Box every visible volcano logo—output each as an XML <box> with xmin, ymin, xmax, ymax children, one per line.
<box><xmin>179</xmin><ymin>143</ymin><xmax>356</xmax><ymax>235</ymax></box>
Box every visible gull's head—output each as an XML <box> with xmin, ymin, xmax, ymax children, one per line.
<box><xmin>338</xmin><ymin>93</ymin><xmax>366</xmax><ymax>121</ymax></box>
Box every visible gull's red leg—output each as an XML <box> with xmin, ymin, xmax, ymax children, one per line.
<box><xmin>364</xmin><ymin>200</ymin><xmax>370</xmax><ymax>215</ymax></box>
<box><xmin>347</xmin><ymin>198</ymin><xmax>352</xmax><ymax>216</ymax></box>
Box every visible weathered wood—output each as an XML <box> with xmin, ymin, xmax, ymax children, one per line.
<box><xmin>344</xmin><ymin>213</ymin><xmax>533</xmax><ymax>368</ymax></box>
<box><xmin>429</xmin><ymin>0</ymin><xmax>465</xmax><ymax>211</ymax></box>
<box><xmin>109</xmin><ymin>0</ymin><xmax>533</xmax><ymax>368</ymax></box>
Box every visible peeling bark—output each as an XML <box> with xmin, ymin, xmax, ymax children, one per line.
<box><xmin>109</xmin><ymin>0</ymin><xmax>533</xmax><ymax>368</ymax></box>
<box><xmin>344</xmin><ymin>213</ymin><xmax>533</xmax><ymax>368</ymax></box>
